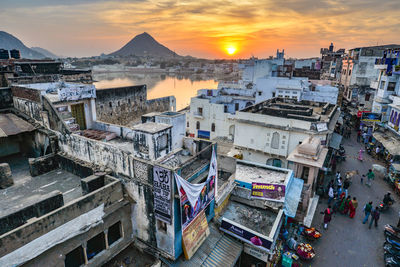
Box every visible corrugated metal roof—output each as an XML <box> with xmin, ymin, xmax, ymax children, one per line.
<box><xmin>0</xmin><ymin>113</ymin><xmax>35</xmax><ymax>137</ymax></box>
<box><xmin>201</xmin><ymin>235</ymin><xmax>243</xmax><ymax>267</ymax></box>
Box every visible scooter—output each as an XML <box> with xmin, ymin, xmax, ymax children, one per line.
<box><xmin>379</xmin><ymin>200</ymin><xmax>395</xmax><ymax>212</ymax></box>
<box><xmin>384</xmin><ymin>242</ymin><xmax>400</xmax><ymax>257</ymax></box>
<box><xmin>386</xmin><ymin>235</ymin><xmax>400</xmax><ymax>251</ymax></box>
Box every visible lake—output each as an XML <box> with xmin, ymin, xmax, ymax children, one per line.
<box><xmin>93</xmin><ymin>72</ymin><xmax>219</xmax><ymax>110</ymax></box>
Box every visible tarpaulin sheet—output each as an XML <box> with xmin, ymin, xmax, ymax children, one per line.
<box><xmin>283</xmin><ymin>178</ymin><xmax>304</xmax><ymax>218</ymax></box>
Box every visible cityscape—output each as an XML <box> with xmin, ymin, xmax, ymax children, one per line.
<box><xmin>1</xmin><ymin>1</ymin><xmax>400</xmax><ymax>267</ymax></box>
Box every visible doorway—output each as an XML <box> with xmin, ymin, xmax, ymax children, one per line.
<box><xmin>71</xmin><ymin>103</ymin><xmax>86</xmax><ymax>130</ymax></box>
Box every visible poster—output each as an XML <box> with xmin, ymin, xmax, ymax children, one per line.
<box><xmin>153</xmin><ymin>166</ymin><xmax>172</xmax><ymax>224</ymax></box>
<box><xmin>175</xmin><ymin>147</ymin><xmax>217</xmax><ymax>230</ymax></box>
<box><xmin>182</xmin><ymin>210</ymin><xmax>210</xmax><ymax>259</ymax></box>
<box><xmin>220</xmin><ymin>218</ymin><xmax>273</xmax><ymax>252</ymax></box>
<box><xmin>251</xmin><ymin>182</ymin><xmax>285</xmax><ymax>202</ymax></box>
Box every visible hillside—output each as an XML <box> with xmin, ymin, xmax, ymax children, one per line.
<box><xmin>109</xmin><ymin>32</ymin><xmax>178</xmax><ymax>58</ymax></box>
<box><xmin>31</xmin><ymin>47</ymin><xmax>60</xmax><ymax>59</ymax></box>
<box><xmin>0</xmin><ymin>31</ymin><xmax>45</xmax><ymax>59</ymax></box>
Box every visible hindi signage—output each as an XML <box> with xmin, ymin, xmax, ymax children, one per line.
<box><xmin>182</xmin><ymin>210</ymin><xmax>210</xmax><ymax>260</ymax></box>
<box><xmin>251</xmin><ymin>182</ymin><xmax>285</xmax><ymax>202</ymax></box>
<box><xmin>153</xmin><ymin>166</ymin><xmax>172</xmax><ymax>224</ymax></box>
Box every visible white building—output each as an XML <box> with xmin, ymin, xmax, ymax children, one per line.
<box><xmin>242</xmin><ymin>58</ymin><xmax>284</xmax><ymax>83</ymax></box>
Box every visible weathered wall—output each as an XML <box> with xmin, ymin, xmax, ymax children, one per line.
<box><xmin>13</xmin><ymin>97</ymin><xmax>42</xmax><ymax>122</ymax></box>
<box><xmin>0</xmin><ymin>87</ymin><xmax>13</xmax><ymax>109</ymax></box>
<box><xmin>11</xmin><ymin>86</ymin><xmax>41</xmax><ymax>103</ymax></box>
<box><xmin>95</xmin><ymin>85</ymin><xmax>174</xmax><ymax>126</ymax></box>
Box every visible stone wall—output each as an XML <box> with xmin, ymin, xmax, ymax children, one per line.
<box><xmin>95</xmin><ymin>85</ymin><xmax>175</xmax><ymax>126</ymax></box>
<box><xmin>0</xmin><ymin>87</ymin><xmax>13</xmax><ymax>109</ymax></box>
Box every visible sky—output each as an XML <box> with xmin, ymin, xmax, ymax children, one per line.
<box><xmin>1</xmin><ymin>0</ymin><xmax>400</xmax><ymax>59</ymax></box>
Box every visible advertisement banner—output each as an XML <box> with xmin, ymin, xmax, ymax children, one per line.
<box><xmin>250</xmin><ymin>182</ymin><xmax>285</xmax><ymax>202</ymax></box>
<box><xmin>153</xmin><ymin>166</ymin><xmax>172</xmax><ymax>224</ymax></box>
<box><xmin>175</xmin><ymin>147</ymin><xmax>217</xmax><ymax>230</ymax></box>
<box><xmin>182</xmin><ymin>210</ymin><xmax>210</xmax><ymax>260</ymax></box>
<box><xmin>361</xmin><ymin>112</ymin><xmax>382</xmax><ymax>122</ymax></box>
<box><xmin>220</xmin><ymin>218</ymin><xmax>273</xmax><ymax>252</ymax></box>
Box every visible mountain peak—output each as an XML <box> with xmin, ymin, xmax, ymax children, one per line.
<box><xmin>109</xmin><ymin>32</ymin><xmax>177</xmax><ymax>58</ymax></box>
<box><xmin>0</xmin><ymin>30</ymin><xmax>46</xmax><ymax>59</ymax></box>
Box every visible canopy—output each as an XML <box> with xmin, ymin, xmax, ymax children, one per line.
<box><xmin>283</xmin><ymin>178</ymin><xmax>304</xmax><ymax>218</ymax></box>
<box><xmin>329</xmin><ymin>132</ymin><xmax>342</xmax><ymax>150</ymax></box>
<box><xmin>373</xmin><ymin>131</ymin><xmax>400</xmax><ymax>156</ymax></box>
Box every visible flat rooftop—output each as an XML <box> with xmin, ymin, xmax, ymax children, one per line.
<box><xmin>132</xmin><ymin>122</ymin><xmax>171</xmax><ymax>134</ymax></box>
<box><xmin>221</xmin><ymin>200</ymin><xmax>277</xmax><ymax>237</ymax></box>
<box><xmin>241</xmin><ymin>98</ymin><xmax>336</xmax><ymax>122</ymax></box>
<box><xmin>0</xmin><ymin>155</ymin><xmax>82</xmax><ymax>218</ymax></box>
<box><xmin>236</xmin><ymin>161</ymin><xmax>288</xmax><ymax>185</ymax></box>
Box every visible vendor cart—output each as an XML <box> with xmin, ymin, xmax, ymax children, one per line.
<box><xmin>388</xmin><ymin>164</ymin><xmax>400</xmax><ymax>193</ymax></box>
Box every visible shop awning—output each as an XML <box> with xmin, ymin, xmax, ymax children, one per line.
<box><xmin>283</xmin><ymin>178</ymin><xmax>304</xmax><ymax>218</ymax></box>
<box><xmin>201</xmin><ymin>235</ymin><xmax>243</xmax><ymax>267</ymax></box>
<box><xmin>373</xmin><ymin>131</ymin><xmax>400</xmax><ymax>156</ymax></box>
<box><xmin>329</xmin><ymin>133</ymin><xmax>342</xmax><ymax>150</ymax></box>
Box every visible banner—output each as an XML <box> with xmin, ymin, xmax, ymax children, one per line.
<box><xmin>251</xmin><ymin>182</ymin><xmax>285</xmax><ymax>202</ymax></box>
<box><xmin>175</xmin><ymin>147</ymin><xmax>217</xmax><ymax>230</ymax></box>
<box><xmin>220</xmin><ymin>218</ymin><xmax>273</xmax><ymax>252</ymax></box>
<box><xmin>182</xmin><ymin>210</ymin><xmax>210</xmax><ymax>259</ymax></box>
<box><xmin>361</xmin><ymin>112</ymin><xmax>382</xmax><ymax>122</ymax></box>
<box><xmin>153</xmin><ymin>166</ymin><xmax>172</xmax><ymax>224</ymax></box>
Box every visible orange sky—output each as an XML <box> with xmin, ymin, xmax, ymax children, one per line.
<box><xmin>1</xmin><ymin>0</ymin><xmax>400</xmax><ymax>58</ymax></box>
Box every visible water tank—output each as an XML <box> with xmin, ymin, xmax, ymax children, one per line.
<box><xmin>0</xmin><ymin>49</ymin><xmax>9</xmax><ymax>60</ymax></box>
<box><xmin>10</xmin><ymin>49</ymin><xmax>20</xmax><ymax>59</ymax></box>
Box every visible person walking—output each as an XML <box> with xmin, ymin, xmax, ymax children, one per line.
<box><xmin>349</xmin><ymin>197</ymin><xmax>358</xmax><ymax>218</ymax></box>
<box><xmin>323</xmin><ymin>206</ymin><xmax>333</xmax><ymax>229</ymax></box>
<box><xmin>337</xmin><ymin>177</ymin><xmax>343</xmax><ymax>196</ymax></box>
<box><xmin>328</xmin><ymin>186</ymin><xmax>334</xmax><ymax>205</ymax></box>
<box><xmin>358</xmin><ymin>148</ymin><xmax>364</xmax><ymax>161</ymax></box>
<box><xmin>363</xmin><ymin>201</ymin><xmax>373</xmax><ymax>224</ymax></box>
<box><xmin>366</xmin><ymin>169</ymin><xmax>375</xmax><ymax>187</ymax></box>
<box><xmin>343</xmin><ymin>178</ymin><xmax>350</xmax><ymax>198</ymax></box>
<box><xmin>357</xmin><ymin>130</ymin><xmax>361</xmax><ymax>142</ymax></box>
<box><xmin>361</xmin><ymin>174</ymin><xmax>365</xmax><ymax>184</ymax></box>
<box><xmin>369</xmin><ymin>207</ymin><xmax>380</xmax><ymax>229</ymax></box>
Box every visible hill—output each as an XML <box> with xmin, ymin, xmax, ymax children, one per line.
<box><xmin>0</xmin><ymin>31</ymin><xmax>45</xmax><ymax>59</ymax></box>
<box><xmin>31</xmin><ymin>47</ymin><xmax>60</xmax><ymax>59</ymax></box>
<box><xmin>109</xmin><ymin>32</ymin><xmax>178</xmax><ymax>58</ymax></box>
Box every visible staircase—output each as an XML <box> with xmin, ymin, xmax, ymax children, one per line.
<box><xmin>56</xmin><ymin>106</ymin><xmax>80</xmax><ymax>132</ymax></box>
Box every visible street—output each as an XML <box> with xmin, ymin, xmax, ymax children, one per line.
<box><xmin>311</xmin><ymin>132</ymin><xmax>399</xmax><ymax>267</ymax></box>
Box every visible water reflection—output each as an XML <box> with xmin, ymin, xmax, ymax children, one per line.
<box><xmin>93</xmin><ymin>72</ymin><xmax>218</xmax><ymax>110</ymax></box>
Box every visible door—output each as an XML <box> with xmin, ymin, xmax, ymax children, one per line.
<box><xmin>71</xmin><ymin>103</ymin><xmax>86</xmax><ymax>130</ymax></box>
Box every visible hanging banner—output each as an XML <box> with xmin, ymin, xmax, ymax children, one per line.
<box><xmin>182</xmin><ymin>210</ymin><xmax>210</xmax><ymax>260</ymax></box>
<box><xmin>153</xmin><ymin>166</ymin><xmax>172</xmax><ymax>224</ymax></box>
<box><xmin>175</xmin><ymin>147</ymin><xmax>217</xmax><ymax>230</ymax></box>
<box><xmin>251</xmin><ymin>182</ymin><xmax>285</xmax><ymax>202</ymax></box>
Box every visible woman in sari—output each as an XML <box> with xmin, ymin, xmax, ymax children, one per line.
<box><xmin>339</xmin><ymin>196</ymin><xmax>351</xmax><ymax>214</ymax></box>
<box><xmin>349</xmin><ymin>197</ymin><xmax>358</xmax><ymax>218</ymax></box>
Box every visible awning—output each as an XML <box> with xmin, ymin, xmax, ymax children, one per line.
<box><xmin>329</xmin><ymin>132</ymin><xmax>342</xmax><ymax>150</ymax></box>
<box><xmin>201</xmin><ymin>235</ymin><xmax>243</xmax><ymax>267</ymax></box>
<box><xmin>283</xmin><ymin>178</ymin><xmax>304</xmax><ymax>218</ymax></box>
<box><xmin>0</xmin><ymin>113</ymin><xmax>35</xmax><ymax>138</ymax></box>
<box><xmin>373</xmin><ymin>131</ymin><xmax>400</xmax><ymax>156</ymax></box>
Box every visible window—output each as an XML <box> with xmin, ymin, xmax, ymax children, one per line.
<box><xmin>235</xmin><ymin>103</ymin><xmax>239</xmax><ymax>111</ymax></box>
<box><xmin>380</xmin><ymin>80</ymin><xmax>386</xmax><ymax>89</ymax></box>
<box><xmin>65</xmin><ymin>246</ymin><xmax>85</xmax><ymax>267</ymax></box>
<box><xmin>258</xmin><ymin>92</ymin><xmax>262</xmax><ymax>96</ymax></box>
<box><xmin>86</xmin><ymin>232</ymin><xmax>106</xmax><ymax>260</ymax></box>
<box><xmin>128</xmin><ymin>98</ymin><xmax>131</xmax><ymax>104</ymax></box>
<box><xmin>211</xmin><ymin>123</ymin><xmax>215</xmax><ymax>132</ymax></box>
<box><xmin>388</xmin><ymin>82</ymin><xmax>396</xmax><ymax>92</ymax></box>
<box><xmin>109</xmin><ymin>102</ymin><xmax>112</xmax><ymax>108</ymax></box>
<box><xmin>108</xmin><ymin>221</ymin><xmax>122</xmax><ymax>246</ymax></box>
<box><xmin>272</xmin><ymin>92</ymin><xmax>276</xmax><ymax>97</ymax></box>
<box><xmin>118</xmin><ymin>101</ymin><xmax>120</xmax><ymax>106</ymax></box>
<box><xmin>197</xmin><ymin>107</ymin><xmax>203</xmax><ymax>115</ymax></box>
<box><xmin>348</xmin><ymin>69</ymin><xmax>351</xmax><ymax>76</ymax></box>
<box><xmin>271</xmin><ymin>132</ymin><xmax>280</xmax><ymax>149</ymax></box>
<box><xmin>365</xmin><ymin>93</ymin><xmax>371</xmax><ymax>101</ymax></box>
<box><xmin>343</xmin><ymin>69</ymin><xmax>346</xmax><ymax>75</ymax></box>
<box><xmin>224</xmin><ymin>106</ymin><xmax>228</xmax><ymax>113</ymax></box>
<box><xmin>196</xmin><ymin>121</ymin><xmax>200</xmax><ymax>130</ymax></box>
<box><xmin>157</xmin><ymin>220</ymin><xmax>167</xmax><ymax>233</ymax></box>
<box><xmin>187</xmin><ymin>121</ymin><xmax>189</xmax><ymax>127</ymax></box>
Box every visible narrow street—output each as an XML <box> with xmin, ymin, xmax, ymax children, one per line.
<box><xmin>311</xmin><ymin>131</ymin><xmax>399</xmax><ymax>267</ymax></box>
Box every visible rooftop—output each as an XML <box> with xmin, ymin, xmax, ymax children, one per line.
<box><xmin>0</xmin><ymin>113</ymin><xmax>36</xmax><ymax>138</ymax></box>
<box><xmin>235</xmin><ymin>160</ymin><xmax>289</xmax><ymax>185</ymax></box>
<box><xmin>287</xmin><ymin>136</ymin><xmax>329</xmax><ymax>168</ymax></box>
<box><xmin>132</xmin><ymin>122</ymin><xmax>171</xmax><ymax>134</ymax></box>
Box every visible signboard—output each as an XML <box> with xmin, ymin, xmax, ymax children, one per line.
<box><xmin>182</xmin><ymin>210</ymin><xmax>210</xmax><ymax>260</ymax></box>
<box><xmin>197</xmin><ymin>130</ymin><xmax>210</xmax><ymax>140</ymax></box>
<box><xmin>251</xmin><ymin>182</ymin><xmax>285</xmax><ymax>202</ymax></box>
<box><xmin>58</xmin><ymin>84</ymin><xmax>96</xmax><ymax>101</ymax></box>
<box><xmin>357</xmin><ymin>110</ymin><xmax>370</xmax><ymax>118</ymax></box>
<box><xmin>316</xmin><ymin>123</ymin><xmax>328</xmax><ymax>132</ymax></box>
<box><xmin>244</xmin><ymin>244</ymin><xmax>269</xmax><ymax>262</ymax></box>
<box><xmin>175</xmin><ymin>148</ymin><xmax>216</xmax><ymax>230</ymax></box>
<box><xmin>220</xmin><ymin>218</ymin><xmax>273</xmax><ymax>252</ymax></box>
<box><xmin>361</xmin><ymin>112</ymin><xmax>382</xmax><ymax>122</ymax></box>
<box><xmin>153</xmin><ymin>166</ymin><xmax>172</xmax><ymax>224</ymax></box>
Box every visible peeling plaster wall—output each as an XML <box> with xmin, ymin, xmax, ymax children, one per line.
<box><xmin>95</xmin><ymin>85</ymin><xmax>175</xmax><ymax>126</ymax></box>
<box><xmin>13</xmin><ymin>97</ymin><xmax>42</xmax><ymax>123</ymax></box>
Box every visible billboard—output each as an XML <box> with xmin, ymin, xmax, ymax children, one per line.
<box><xmin>153</xmin><ymin>166</ymin><xmax>172</xmax><ymax>224</ymax></box>
<box><xmin>250</xmin><ymin>182</ymin><xmax>285</xmax><ymax>202</ymax></box>
<box><xmin>361</xmin><ymin>112</ymin><xmax>382</xmax><ymax>122</ymax></box>
<box><xmin>182</xmin><ymin>210</ymin><xmax>210</xmax><ymax>259</ymax></box>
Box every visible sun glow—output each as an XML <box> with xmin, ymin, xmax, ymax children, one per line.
<box><xmin>225</xmin><ymin>46</ymin><xmax>237</xmax><ymax>55</ymax></box>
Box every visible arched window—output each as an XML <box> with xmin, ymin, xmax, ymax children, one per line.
<box><xmin>211</xmin><ymin>123</ymin><xmax>215</xmax><ymax>132</ymax></box>
<box><xmin>271</xmin><ymin>132</ymin><xmax>280</xmax><ymax>149</ymax></box>
<box><xmin>196</xmin><ymin>121</ymin><xmax>200</xmax><ymax>130</ymax></box>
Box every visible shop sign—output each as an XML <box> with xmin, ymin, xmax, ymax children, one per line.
<box><xmin>361</xmin><ymin>112</ymin><xmax>382</xmax><ymax>122</ymax></box>
<box><xmin>220</xmin><ymin>218</ymin><xmax>273</xmax><ymax>252</ymax></box>
<box><xmin>357</xmin><ymin>110</ymin><xmax>370</xmax><ymax>118</ymax></box>
<box><xmin>182</xmin><ymin>210</ymin><xmax>210</xmax><ymax>260</ymax></box>
<box><xmin>250</xmin><ymin>182</ymin><xmax>285</xmax><ymax>202</ymax></box>
<box><xmin>244</xmin><ymin>243</ymin><xmax>269</xmax><ymax>262</ymax></box>
<box><xmin>153</xmin><ymin>166</ymin><xmax>172</xmax><ymax>224</ymax></box>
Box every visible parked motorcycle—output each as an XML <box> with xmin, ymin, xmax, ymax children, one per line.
<box><xmin>384</xmin><ymin>251</ymin><xmax>400</xmax><ymax>267</ymax></box>
<box><xmin>384</xmin><ymin>242</ymin><xmax>400</xmax><ymax>257</ymax></box>
<box><xmin>385</xmin><ymin>225</ymin><xmax>400</xmax><ymax>239</ymax></box>
<box><xmin>386</xmin><ymin>235</ymin><xmax>400</xmax><ymax>251</ymax></box>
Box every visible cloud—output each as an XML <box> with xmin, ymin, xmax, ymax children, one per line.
<box><xmin>0</xmin><ymin>0</ymin><xmax>399</xmax><ymax>58</ymax></box>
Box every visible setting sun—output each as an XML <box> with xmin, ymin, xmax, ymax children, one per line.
<box><xmin>226</xmin><ymin>46</ymin><xmax>237</xmax><ymax>55</ymax></box>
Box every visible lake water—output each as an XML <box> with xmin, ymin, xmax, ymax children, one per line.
<box><xmin>93</xmin><ymin>72</ymin><xmax>218</xmax><ymax>110</ymax></box>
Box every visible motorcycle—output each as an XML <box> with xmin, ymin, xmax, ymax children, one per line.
<box><xmin>384</xmin><ymin>251</ymin><xmax>400</xmax><ymax>267</ymax></box>
<box><xmin>379</xmin><ymin>200</ymin><xmax>395</xmax><ymax>212</ymax></box>
<box><xmin>385</xmin><ymin>225</ymin><xmax>400</xmax><ymax>239</ymax></box>
<box><xmin>384</xmin><ymin>242</ymin><xmax>400</xmax><ymax>257</ymax></box>
<box><xmin>386</xmin><ymin>235</ymin><xmax>400</xmax><ymax>251</ymax></box>
<box><xmin>339</xmin><ymin>145</ymin><xmax>346</xmax><ymax>156</ymax></box>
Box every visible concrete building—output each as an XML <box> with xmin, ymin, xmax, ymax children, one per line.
<box><xmin>340</xmin><ymin>44</ymin><xmax>400</xmax><ymax>106</ymax></box>
<box><xmin>242</xmin><ymin>58</ymin><xmax>284</xmax><ymax>84</ymax></box>
<box><xmin>320</xmin><ymin>43</ymin><xmax>345</xmax><ymax>80</ymax></box>
<box><xmin>232</xmin><ymin>98</ymin><xmax>339</xmax><ymax>168</ymax></box>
